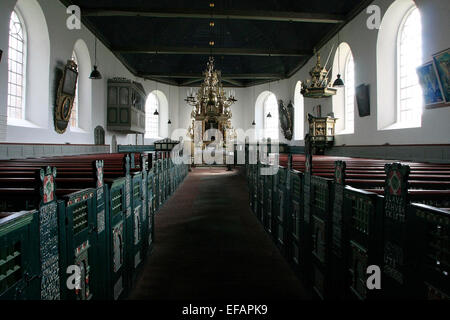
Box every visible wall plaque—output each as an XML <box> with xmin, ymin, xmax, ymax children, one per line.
<box><xmin>54</xmin><ymin>60</ymin><xmax>78</xmax><ymax>134</ymax></box>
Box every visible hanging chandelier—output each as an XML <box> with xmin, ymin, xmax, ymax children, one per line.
<box><xmin>185</xmin><ymin>1</ymin><xmax>238</xmax><ymax>145</ymax></box>
<box><xmin>185</xmin><ymin>56</ymin><xmax>237</xmax><ymax>113</ymax></box>
<box><xmin>301</xmin><ymin>50</ymin><xmax>337</xmax><ymax>99</ymax></box>
<box><xmin>185</xmin><ymin>57</ymin><xmax>238</xmax><ymax>143</ymax></box>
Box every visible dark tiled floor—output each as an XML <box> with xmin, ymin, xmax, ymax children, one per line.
<box><xmin>128</xmin><ymin>168</ymin><xmax>311</xmax><ymax>300</ymax></box>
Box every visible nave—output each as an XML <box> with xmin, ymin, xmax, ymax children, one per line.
<box><xmin>0</xmin><ymin>0</ymin><xmax>449</xmax><ymax>306</ymax></box>
<box><xmin>129</xmin><ymin>168</ymin><xmax>310</xmax><ymax>300</ymax></box>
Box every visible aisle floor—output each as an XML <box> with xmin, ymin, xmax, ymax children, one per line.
<box><xmin>128</xmin><ymin>167</ymin><xmax>311</xmax><ymax>300</ymax></box>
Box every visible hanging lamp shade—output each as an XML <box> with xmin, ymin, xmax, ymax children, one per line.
<box><xmin>90</xmin><ymin>37</ymin><xmax>102</xmax><ymax>80</ymax></box>
<box><xmin>333</xmin><ymin>74</ymin><xmax>344</xmax><ymax>87</ymax></box>
<box><xmin>168</xmin><ymin>119</ymin><xmax>172</xmax><ymax>124</ymax></box>
<box><xmin>333</xmin><ymin>32</ymin><xmax>344</xmax><ymax>88</ymax></box>
<box><xmin>89</xmin><ymin>65</ymin><xmax>102</xmax><ymax>80</ymax></box>
<box><xmin>267</xmin><ymin>112</ymin><xmax>272</xmax><ymax>118</ymax></box>
<box><xmin>153</xmin><ymin>109</ymin><xmax>159</xmax><ymax>116</ymax></box>
<box><xmin>252</xmin><ymin>120</ymin><xmax>256</xmax><ymax>126</ymax></box>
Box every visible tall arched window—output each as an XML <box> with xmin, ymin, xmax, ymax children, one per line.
<box><xmin>294</xmin><ymin>81</ymin><xmax>304</xmax><ymax>140</ymax></box>
<box><xmin>398</xmin><ymin>7</ymin><xmax>422</xmax><ymax>123</ymax></box>
<box><xmin>263</xmin><ymin>93</ymin><xmax>279</xmax><ymax>140</ymax></box>
<box><xmin>7</xmin><ymin>10</ymin><xmax>27</xmax><ymax>120</ymax></box>
<box><xmin>70</xmin><ymin>51</ymin><xmax>79</xmax><ymax>128</ymax></box>
<box><xmin>332</xmin><ymin>42</ymin><xmax>354</xmax><ymax>134</ymax></box>
<box><xmin>344</xmin><ymin>53</ymin><xmax>355</xmax><ymax>132</ymax></box>
<box><xmin>377</xmin><ymin>0</ymin><xmax>423</xmax><ymax>130</ymax></box>
<box><xmin>145</xmin><ymin>93</ymin><xmax>160</xmax><ymax>138</ymax></box>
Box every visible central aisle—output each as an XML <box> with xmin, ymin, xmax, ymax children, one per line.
<box><xmin>129</xmin><ymin>168</ymin><xmax>311</xmax><ymax>300</ymax></box>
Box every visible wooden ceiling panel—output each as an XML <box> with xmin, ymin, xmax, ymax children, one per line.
<box><xmin>61</xmin><ymin>0</ymin><xmax>372</xmax><ymax>87</ymax></box>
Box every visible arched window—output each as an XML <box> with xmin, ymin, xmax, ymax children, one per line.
<box><xmin>344</xmin><ymin>53</ymin><xmax>355</xmax><ymax>132</ymax></box>
<box><xmin>263</xmin><ymin>93</ymin><xmax>279</xmax><ymax>140</ymax></box>
<box><xmin>70</xmin><ymin>51</ymin><xmax>79</xmax><ymax>128</ymax></box>
<box><xmin>332</xmin><ymin>42</ymin><xmax>354</xmax><ymax>134</ymax></box>
<box><xmin>397</xmin><ymin>7</ymin><xmax>422</xmax><ymax>123</ymax></box>
<box><xmin>377</xmin><ymin>0</ymin><xmax>422</xmax><ymax>130</ymax></box>
<box><xmin>71</xmin><ymin>39</ymin><xmax>92</xmax><ymax>131</ymax></box>
<box><xmin>294</xmin><ymin>81</ymin><xmax>304</xmax><ymax>140</ymax></box>
<box><xmin>145</xmin><ymin>92</ymin><xmax>160</xmax><ymax>138</ymax></box>
<box><xmin>7</xmin><ymin>10</ymin><xmax>27</xmax><ymax>120</ymax></box>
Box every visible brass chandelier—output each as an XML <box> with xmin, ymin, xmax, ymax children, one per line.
<box><xmin>185</xmin><ymin>1</ymin><xmax>238</xmax><ymax>143</ymax></box>
<box><xmin>185</xmin><ymin>57</ymin><xmax>238</xmax><ymax>143</ymax></box>
<box><xmin>185</xmin><ymin>56</ymin><xmax>237</xmax><ymax>116</ymax></box>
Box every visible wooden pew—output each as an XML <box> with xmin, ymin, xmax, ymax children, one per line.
<box><xmin>0</xmin><ymin>149</ymin><xmax>189</xmax><ymax>301</ymax></box>
<box><xmin>0</xmin><ymin>155</ymin><xmax>125</xmax><ymax>300</ymax></box>
<box><xmin>407</xmin><ymin>203</ymin><xmax>450</xmax><ymax>299</ymax></box>
<box><xmin>327</xmin><ymin>161</ymin><xmax>449</xmax><ymax>299</ymax></box>
<box><xmin>249</xmin><ymin>149</ymin><xmax>450</xmax><ymax>300</ymax></box>
<box><xmin>0</xmin><ymin>210</ymin><xmax>40</xmax><ymax>300</ymax></box>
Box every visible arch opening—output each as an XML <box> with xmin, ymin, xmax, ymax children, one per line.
<box><xmin>332</xmin><ymin>42</ymin><xmax>355</xmax><ymax>134</ymax></box>
<box><xmin>145</xmin><ymin>89</ymin><xmax>168</xmax><ymax>140</ymax></box>
<box><xmin>254</xmin><ymin>91</ymin><xmax>279</xmax><ymax>141</ymax></box>
<box><xmin>377</xmin><ymin>0</ymin><xmax>423</xmax><ymax>130</ymax></box>
<box><xmin>71</xmin><ymin>39</ymin><xmax>92</xmax><ymax>132</ymax></box>
<box><xmin>294</xmin><ymin>81</ymin><xmax>304</xmax><ymax>140</ymax></box>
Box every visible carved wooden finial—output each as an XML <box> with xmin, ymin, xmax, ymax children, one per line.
<box><xmin>384</xmin><ymin>162</ymin><xmax>410</xmax><ymax>223</ymax></box>
<box><xmin>334</xmin><ymin>160</ymin><xmax>346</xmax><ymax>185</ymax></box>
<box><xmin>304</xmin><ymin>134</ymin><xmax>312</xmax><ymax>173</ymax></box>
<box><xmin>125</xmin><ymin>154</ymin><xmax>131</xmax><ymax>176</ymax></box>
<box><xmin>384</xmin><ymin>162</ymin><xmax>410</xmax><ymax>197</ymax></box>
<box><xmin>40</xmin><ymin>166</ymin><xmax>57</xmax><ymax>204</ymax></box>
<box><xmin>96</xmin><ymin>160</ymin><xmax>104</xmax><ymax>188</ymax></box>
<box><xmin>141</xmin><ymin>153</ymin><xmax>148</xmax><ymax>172</ymax></box>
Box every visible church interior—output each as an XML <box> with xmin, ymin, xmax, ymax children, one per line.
<box><xmin>0</xmin><ymin>0</ymin><xmax>449</xmax><ymax>305</ymax></box>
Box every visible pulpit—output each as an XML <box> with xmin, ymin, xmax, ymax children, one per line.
<box><xmin>308</xmin><ymin>114</ymin><xmax>337</xmax><ymax>154</ymax></box>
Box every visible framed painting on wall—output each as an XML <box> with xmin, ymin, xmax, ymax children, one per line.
<box><xmin>432</xmin><ymin>48</ymin><xmax>450</xmax><ymax>103</ymax></box>
<box><xmin>416</xmin><ymin>62</ymin><xmax>445</xmax><ymax>107</ymax></box>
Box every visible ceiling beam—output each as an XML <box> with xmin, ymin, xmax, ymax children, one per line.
<box><xmin>180</xmin><ymin>78</ymin><xmax>203</xmax><ymax>86</ymax></box>
<box><xmin>142</xmin><ymin>76</ymin><xmax>179</xmax><ymax>86</ymax></box>
<box><xmin>139</xmin><ymin>73</ymin><xmax>284</xmax><ymax>80</ymax></box>
<box><xmin>83</xmin><ymin>8</ymin><xmax>345</xmax><ymax>24</ymax></box>
<box><xmin>115</xmin><ymin>46</ymin><xmax>309</xmax><ymax>57</ymax></box>
<box><xmin>221</xmin><ymin>78</ymin><xmax>244</xmax><ymax>87</ymax></box>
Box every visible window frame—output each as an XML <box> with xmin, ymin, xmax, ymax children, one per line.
<box><xmin>344</xmin><ymin>51</ymin><xmax>355</xmax><ymax>133</ymax></box>
<box><xmin>294</xmin><ymin>81</ymin><xmax>304</xmax><ymax>140</ymax></box>
<box><xmin>263</xmin><ymin>93</ymin><xmax>279</xmax><ymax>140</ymax></box>
<box><xmin>395</xmin><ymin>5</ymin><xmax>423</xmax><ymax>126</ymax></box>
<box><xmin>145</xmin><ymin>92</ymin><xmax>160</xmax><ymax>139</ymax></box>
<box><xmin>7</xmin><ymin>9</ymin><xmax>28</xmax><ymax>122</ymax></box>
